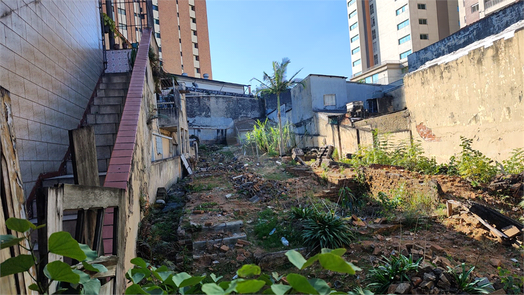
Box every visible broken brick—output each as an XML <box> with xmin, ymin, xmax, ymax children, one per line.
<box><xmin>237</xmin><ymin>239</ymin><xmax>251</xmax><ymax>246</ymax></box>
<box><xmin>220</xmin><ymin>245</ymin><xmax>229</xmax><ymax>252</ymax></box>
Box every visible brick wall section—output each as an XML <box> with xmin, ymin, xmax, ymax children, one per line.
<box><xmin>194</xmin><ymin>0</ymin><xmax>212</xmax><ymax>79</ymax></box>
<box><xmin>0</xmin><ymin>0</ymin><xmax>104</xmax><ymax>198</ymax></box>
<box><xmin>104</xmin><ymin>28</ymin><xmax>152</xmax><ymax>190</ymax></box>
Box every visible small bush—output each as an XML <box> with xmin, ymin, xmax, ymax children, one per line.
<box><xmin>456</xmin><ymin>137</ymin><xmax>497</xmax><ymax>184</ymax></box>
<box><xmin>301</xmin><ymin>211</ymin><xmax>354</xmax><ymax>251</ymax></box>
<box><xmin>498</xmin><ymin>267</ymin><xmax>524</xmax><ymax>294</ymax></box>
<box><xmin>447</xmin><ymin>263</ymin><xmax>493</xmax><ymax>294</ymax></box>
<box><xmin>368</xmin><ymin>254</ymin><xmax>421</xmax><ymax>293</ymax></box>
<box><xmin>502</xmin><ymin>148</ymin><xmax>524</xmax><ymax>175</ymax></box>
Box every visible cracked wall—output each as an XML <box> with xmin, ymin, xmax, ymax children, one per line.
<box><xmin>404</xmin><ymin>27</ymin><xmax>524</xmax><ymax>163</ymax></box>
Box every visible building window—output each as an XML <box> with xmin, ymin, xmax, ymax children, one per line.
<box><xmin>191</xmin><ymin>18</ymin><xmax>196</xmax><ymax>23</ymax></box>
<box><xmin>350</xmin><ymin>22</ymin><xmax>358</xmax><ymax>31</ymax></box>
<box><xmin>417</xmin><ymin>3</ymin><xmax>426</xmax><ymax>9</ymax></box>
<box><xmin>118</xmin><ymin>8</ymin><xmax>126</xmax><ymax>15</ymax></box>
<box><xmin>400</xmin><ymin>49</ymin><xmax>412</xmax><ymax>59</ymax></box>
<box><xmin>196</xmin><ymin>68</ymin><xmax>200</xmax><ymax>73</ymax></box>
<box><xmin>372</xmin><ymin>41</ymin><xmax>377</xmax><ymax>53</ymax></box>
<box><xmin>351</xmin><ymin>47</ymin><xmax>360</xmax><ymax>55</ymax></box>
<box><xmin>398</xmin><ymin>34</ymin><xmax>411</xmax><ymax>44</ymax></box>
<box><xmin>371</xmin><ymin>17</ymin><xmax>376</xmax><ymax>26</ymax></box>
<box><xmin>194</xmin><ymin>43</ymin><xmax>198</xmax><ymax>49</ymax></box>
<box><xmin>471</xmin><ymin>3</ymin><xmax>479</xmax><ymax>12</ymax></box>
<box><xmin>349</xmin><ymin>10</ymin><xmax>357</xmax><ymax>18</ymax></box>
<box><xmin>195</xmin><ymin>55</ymin><xmax>199</xmax><ymax>61</ymax></box>
<box><xmin>397</xmin><ymin>19</ymin><xmax>410</xmax><ymax>30</ymax></box>
<box><xmin>419</xmin><ymin>18</ymin><xmax>427</xmax><ymax>25</ymax></box>
<box><xmin>348</xmin><ymin>0</ymin><xmax>356</xmax><ymax>6</ymax></box>
<box><xmin>158</xmin><ymin>47</ymin><xmax>162</xmax><ymax>52</ymax></box>
<box><xmin>365</xmin><ymin>76</ymin><xmax>372</xmax><ymax>83</ymax></box>
<box><xmin>179</xmin><ymin>38</ymin><xmax>182</xmax><ymax>43</ymax></box>
<box><xmin>156</xmin><ymin>32</ymin><xmax>161</xmax><ymax>38</ymax></box>
<box><xmin>153</xmin><ymin>5</ymin><xmax>158</xmax><ymax>10</ymax></box>
<box><xmin>353</xmin><ymin>59</ymin><xmax>361</xmax><ymax>66</ymax></box>
<box><xmin>154</xmin><ymin>18</ymin><xmax>160</xmax><ymax>25</ymax></box>
<box><xmin>373</xmin><ymin>54</ymin><xmax>378</xmax><ymax>65</ymax></box>
<box><xmin>190</xmin><ymin>5</ymin><xmax>195</xmax><ymax>10</ymax></box>
<box><xmin>354</xmin><ymin>71</ymin><xmax>362</xmax><ymax>76</ymax></box>
<box><xmin>178</xmin><ymin>25</ymin><xmax>180</xmax><ymax>30</ymax></box>
<box><xmin>193</xmin><ymin>30</ymin><xmax>197</xmax><ymax>36</ymax></box>
<box><xmin>396</xmin><ymin>5</ymin><xmax>407</xmax><ymax>15</ymax></box>
<box><xmin>420</xmin><ymin>34</ymin><xmax>429</xmax><ymax>39</ymax></box>
<box><xmin>369</xmin><ymin>3</ymin><xmax>374</xmax><ymax>14</ymax></box>
<box><xmin>351</xmin><ymin>34</ymin><xmax>359</xmax><ymax>43</ymax></box>
<box><xmin>372</xmin><ymin>73</ymin><xmax>379</xmax><ymax>83</ymax></box>
<box><xmin>324</xmin><ymin>94</ymin><xmax>336</xmax><ymax>106</ymax></box>
<box><xmin>372</xmin><ymin>29</ymin><xmax>376</xmax><ymax>40</ymax></box>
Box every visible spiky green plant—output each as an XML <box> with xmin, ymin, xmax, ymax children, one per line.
<box><xmin>447</xmin><ymin>263</ymin><xmax>493</xmax><ymax>294</ymax></box>
<box><xmin>301</xmin><ymin>212</ymin><xmax>354</xmax><ymax>251</ymax></box>
<box><xmin>367</xmin><ymin>254</ymin><xmax>421</xmax><ymax>294</ymax></box>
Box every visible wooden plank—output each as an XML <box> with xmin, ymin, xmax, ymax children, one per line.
<box><xmin>0</xmin><ymin>86</ymin><xmax>30</xmax><ymax>294</ymax></box>
<box><xmin>473</xmin><ymin>214</ymin><xmax>508</xmax><ymax>238</ymax></box>
<box><xmin>62</xmin><ymin>184</ymin><xmax>123</xmax><ymax>210</ymax></box>
<box><xmin>502</xmin><ymin>225</ymin><xmax>521</xmax><ymax>238</ymax></box>
<box><xmin>69</xmin><ymin>126</ymin><xmax>100</xmax><ymax>186</ymax></box>
<box><xmin>99</xmin><ymin>279</ymin><xmax>114</xmax><ymax>295</ymax></box>
<box><xmin>181</xmin><ymin>154</ymin><xmax>192</xmax><ymax>174</ymax></box>
<box><xmin>69</xmin><ymin>126</ymin><xmax>101</xmax><ymax>249</ymax></box>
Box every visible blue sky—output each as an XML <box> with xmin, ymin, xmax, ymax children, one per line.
<box><xmin>206</xmin><ymin>0</ymin><xmax>352</xmax><ymax>88</ymax></box>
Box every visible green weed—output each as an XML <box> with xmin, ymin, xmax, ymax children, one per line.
<box><xmin>367</xmin><ymin>254</ymin><xmax>421</xmax><ymax>294</ymax></box>
<box><xmin>447</xmin><ymin>263</ymin><xmax>492</xmax><ymax>294</ymax></box>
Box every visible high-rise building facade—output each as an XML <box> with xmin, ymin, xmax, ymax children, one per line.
<box><xmin>103</xmin><ymin>0</ymin><xmax>212</xmax><ymax>79</ymax></box>
<box><xmin>347</xmin><ymin>0</ymin><xmax>459</xmax><ymax>84</ymax></box>
<box><xmin>458</xmin><ymin>0</ymin><xmax>518</xmax><ymax>28</ymax></box>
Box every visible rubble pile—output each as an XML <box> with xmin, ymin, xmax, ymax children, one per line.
<box><xmin>230</xmin><ymin>172</ymin><xmax>288</xmax><ymax>202</ymax></box>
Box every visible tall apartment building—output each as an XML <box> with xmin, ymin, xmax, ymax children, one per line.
<box><xmin>458</xmin><ymin>0</ymin><xmax>518</xmax><ymax>28</ymax></box>
<box><xmin>347</xmin><ymin>0</ymin><xmax>459</xmax><ymax>84</ymax></box>
<box><xmin>103</xmin><ymin>0</ymin><xmax>212</xmax><ymax>79</ymax></box>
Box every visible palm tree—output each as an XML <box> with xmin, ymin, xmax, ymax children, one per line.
<box><xmin>252</xmin><ymin>58</ymin><xmax>304</xmax><ymax>156</ymax></box>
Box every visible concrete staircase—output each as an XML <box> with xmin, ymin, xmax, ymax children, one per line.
<box><xmin>43</xmin><ymin>72</ymin><xmax>131</xmax><ymax>187</ymax></box>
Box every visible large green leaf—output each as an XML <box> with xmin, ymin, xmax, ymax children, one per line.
<box><xmin>271</xmin><ymin>284</ymin><xmax>292</xmax><ymax>295</ymax></box>
<box><xmin>144</xmin><ymin>286</ymin><xmax>164</xmax><ymax>295</ymax></box>
<box><xmin>6</xmin><ymin>218</ymin><xmax>35</xmax><ymax>232</ymax></box>
<box><xmin>0</xmin><ymin>254</ymin><xmax>34</xmax><ymax>277</ymax></box>
<box><xmin>151</xmin><ymin>265</ymin><xmax>173</xmax><ymax>282</ymax></box>
<box><xmin>235</xmin><ymin>280</ymin><xmax>266</xmax><ymax>294</ymax></box>
<box><xmin>82</xmin><ymin>278</ymin><xmax>101</xmax><ymax>295</ymax></box>
<box><xmin>73</xmin><ymin>269</ymin><xmax>91</xmax><ymax>284</ymax></box>
<box><xmin>303</xmin><ymin>254</ymin><xmax>321</xmax><ymax>269</ymax></box>
<box><xmin>45</xmin><ymin>261</ymin><xmax>80</xmax><ymax>284</ymax></box>
<box><xmin>48</xmin><ymin>232</ymin><xmax>86</xmax><ymax>261</ymax></box>
<box><xmin>130</xmin><ymin>257</ymin><xmax>148</xmax><ymax>268</ymax></box>
<box><xmin>285</xmin><ymin>250</ymin><xmax>307</xmax><ymax>270</ymax></box>
<box><xmin>0</xmin><ymin>234</ymin><xmax>25</xmax><ymax>249</ymax></box>
<box><xmin>179</xmin><ymin>275</ymin><xmax>205</xmax><ymax>288</ymax></box>
<box><xmin>201</xmin><ymin>283</ymin><xmax>225</xmax><ymax>295</ymax></box>
<box><xmin>78</xmin><ymin>244</ymin><xmax>98</xmax><ymax>262</ymax></box>
<box><xmin>308</xmin><ymin>278</ymin><xmax>331</xmax><ymax>295</ymax></box>
<box><xmin>286</xmin><ymin>273</ymin><xmax>318</xmax><ymax>294</ymax></box>
<box><xmin>125</xmin><ymin>284</ymin><xmax>148</xmax><ymax>294</ymax></box>
<box><xmin>81</xmin><ymin>261</ymin><xmax>108</xmax><ymax>273</ymax></box>
<box><xmin>321</xmin><ymin>248</ymin><xmax>346</xmax><ymax>256</ymax></box>
<box><xmin>237</xmin><ymin>264</ymin><xmax>261</xmax><ymax>278</ymax></box>
<box><xmin>210</xmin><ymin>273</ymin><xmax>223</xmax><ymax>283</ymax></box>
<box><xmin>172</xmin><ymin>272</ymin><xmax>191</xmax><ymax>287</ymax></box>
<box><xmin>128</xmin><ymin>268</ymin><xmax>149</xmax><ymax>284</ymax></box>
<box><xmin>318</xmin><ymin>253</ymin><xmax>360</xmax><ymax>274</ymax></box>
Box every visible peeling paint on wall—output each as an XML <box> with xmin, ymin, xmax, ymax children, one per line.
<box><xmin>416</xmin><ymin>122</ymin><xmax>441</xmax><ymax>142</ymax></box>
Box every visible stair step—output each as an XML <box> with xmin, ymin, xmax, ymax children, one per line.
<box><xmin>87</xmin><ymin>114</ymin><xmax>120</xmax><ymax>125</ymax></box>
<box><xmin>97</xmin><ymin>89</ymin><xmax>126</xmax><ymax>97</ymax></box>
<box><xmin>93</xmin><ymin>123</ymin><xmax>118</xmax><ymax>135</ymax></box>
<box><xmin>99</xmin><ymin>82</ymin><xmax>129</xmax><ymax>90</ymax></box>
<box><xmin>102</xmin><ymin>74</ymin><xmax>130</xmax><ymax>84</ymax></box>
<box><xmin>94</xmin><ymin>96</ymin><xmax>124</xmax><ymax>106</ymax></box>
<box><xmin>91</xmin><ymin>105</ymin><xmax>122</xmax><ymax>114</ymax></box>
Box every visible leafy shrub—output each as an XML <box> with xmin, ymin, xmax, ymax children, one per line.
<box><xmin>447</xmin><ymin>263</ymin><xmax>493</xmax><ymax>294</ymax></box>
<box><xmin>498</xmin><ymin>267</ymin><xmax>524</xmax><ymax>294</ymax></box>
<box><xmin>456</xmin><ymin>137</ymin><xmax>497</xmax><ymax>183</ymax></box>
<box><xmin>1</xmin><ymin>218</ymin><xmax>105</xmax><ymax>294</ymax></box>
<box><xmin>126</xmin><ymin>248</ymin><xmax>361</xmax><ymax>294</ymax></box>
<box><xmin>502</xmin><ymin>148</ymin><xmax>524</xmax><ymax>175</ymax></box>
<box><xmin>338</xmin><ymin>187</ymin><xmax>367</xmax><ymax>215</ymax></box>
<box><xmin>244</xmin><ymin>119</ymin><xmax>294</xmax><ymax>155</ymax></box>
<box><xmin>367</xmin><ymin>254</ymin><xmax>421</xmax><ymax>293</ymax></box>
<box><xmin>302</xmin><ymin>211</ymin><xmax>354</xmax><ymax>251</ymax></box>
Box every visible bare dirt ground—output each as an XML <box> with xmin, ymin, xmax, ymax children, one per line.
<box><xmin>142</xmin><ymin>145</ymin><xmax>523</xmax><ymax>294</ymax></box>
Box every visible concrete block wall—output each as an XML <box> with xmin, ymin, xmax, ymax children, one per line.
<box><xmin>0</xmin><ymin>0</ymin><xmax>104</xmax><ymax>197</ymax></box>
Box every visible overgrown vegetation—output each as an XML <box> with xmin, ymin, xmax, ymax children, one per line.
<box><xmin>447</xmin><ymin>263</ymin><xmax>493</xmax><ymax>294</ymax></box>
<box><xmin>347</xmin><ymin>134</ymin><xmax>523</xmax><ymax>184</ymax></box>
<box><xmin>244</xmin><ymin>119</ymin><xmax>293</xmax><ymax>156</ymax></box>
<box><xmin>125</xmin><ymin>248</ymin><xmax>360</xmax><ymax>294</ymax></box>
<box><xmin>253</xmin><ymin>209</ymin><xmax>301</xmax><ymax>250</ymax></box>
